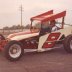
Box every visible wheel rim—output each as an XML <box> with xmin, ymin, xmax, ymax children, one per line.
<box><xmin>70</xmin><ymin>40</ymin><xmax>72</xmax><ymax>50</ymax></box>
<box><xmin>9</xmin><ymin>44</ymin><xmax>21</xmax><ymax>58</ymax></box>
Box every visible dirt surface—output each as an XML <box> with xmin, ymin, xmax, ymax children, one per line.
<box><xmin>0</xmin><ymin>46</ymin><xmax>72</xmax><ymax>72</ymax></box>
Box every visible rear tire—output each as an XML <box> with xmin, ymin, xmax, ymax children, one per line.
<box><xmin>63</xmin><ymin>34</ymin><xmax>72</xmax><ymax>53</ymax></box>
<box><xmin>4</xmin><ymin>40</ymin><xmax>24</xmax><ymax>61</ymax></box>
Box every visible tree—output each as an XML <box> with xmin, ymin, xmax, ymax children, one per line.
<box><xmin>25</xmin><ymin>24</ymin><xmax>31</xmax><ymax>29</ymax></box>
<box><xmin>3</xmin><ymin>26</ymin><xmax>10</xmax><ymax>30</ymax></box>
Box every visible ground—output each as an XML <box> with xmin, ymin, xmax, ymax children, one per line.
<box><xmin>0</xmin><ymin>45</ymin><xmax>72</xmax><ymax>72</ymax></box>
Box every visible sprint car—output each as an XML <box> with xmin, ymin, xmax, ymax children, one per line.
<box><xmin>0</xmin><ymin>10</ymin><xmax>72</xmax><ymax>61</ymax></box>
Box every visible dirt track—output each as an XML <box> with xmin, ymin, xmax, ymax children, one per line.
<box><xmin>0</xmin><ymin>46</ymin><xmax>72</xmax><ymax>72</ymax></box>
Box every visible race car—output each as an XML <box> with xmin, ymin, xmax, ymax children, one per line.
<box><xmin>0</xmin><ymin>10</ymin><xmax>72</xmax><ymax>61</ymax></box>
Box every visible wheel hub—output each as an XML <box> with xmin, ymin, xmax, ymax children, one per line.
<box><xmin>10</xmin><ymin>48</ymin><xmax>17</xmax><ymax>54</ymax></box>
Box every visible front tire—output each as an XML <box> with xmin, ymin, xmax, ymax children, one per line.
<box><xmin>4</xmin><ymin>40</ymin><xmax>24</xmax><ymax>61</ymax></box>
<box><xmin>63</xmin><ymin>34</ymin><xmax>72</xmax><ymax>53</ymax></box>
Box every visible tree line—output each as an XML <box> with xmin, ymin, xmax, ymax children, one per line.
<box><xmin>3</xmin><ymin>24</ymin><xmax>31</xmax><ymax>30</ymax></box>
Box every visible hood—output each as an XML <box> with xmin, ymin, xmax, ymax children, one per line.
<box><xmin>7</xmin><ymin>30</ymin><xmax>39</xmax><ymax>41</ymax></box>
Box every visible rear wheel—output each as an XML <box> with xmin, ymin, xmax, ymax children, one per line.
<box><xmin>63</xmin><ymin>34</ymin><xmax>72</xmax><ymax>53</ymax></box>
<box><xmin>4</xmin><ymin>40</ymin><xmax>24</xmax><ymax>61</ymax></box>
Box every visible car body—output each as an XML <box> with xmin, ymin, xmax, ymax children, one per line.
<box><xmin>0</xmin><ymin>10</ymin><xmax>72</xmax><ymax>61</ymax></box>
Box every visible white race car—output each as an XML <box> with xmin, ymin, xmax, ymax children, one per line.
<box><xmin>0</xmin><ymin>10</ymin><xmax>72</xmax><ymax>61</ymax></box>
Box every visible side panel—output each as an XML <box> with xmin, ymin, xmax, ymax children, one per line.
<box><xmin>42</xmin><ymin>32</ymin><xmax>61</xmax><ymax>48</ymax></box>
<box><xmin>38</xmin><ymin>32</ymin><xmax>61</xmax><ymax>50</ymax></box>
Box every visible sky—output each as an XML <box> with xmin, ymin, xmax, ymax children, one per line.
<box><xmin>0</xmin><ymin>0</ymin><xmax>72</xmax><ymax>28</ymax></box>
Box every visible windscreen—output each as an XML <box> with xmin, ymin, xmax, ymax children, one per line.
<box><xmin>31</xmin><ymin>20</ymin><xmax>41</xmax><ymax>32</ymax></box>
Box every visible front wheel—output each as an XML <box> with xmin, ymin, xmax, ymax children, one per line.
<box><xmin>4</xmin><ymin>40</ymin><xmax>24</xmax><ymax>61</ymax></box>
<box><xmin>63</xmin><ymin>34</ymin><xmax>72</xmax><ymax>53</ymax></box>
